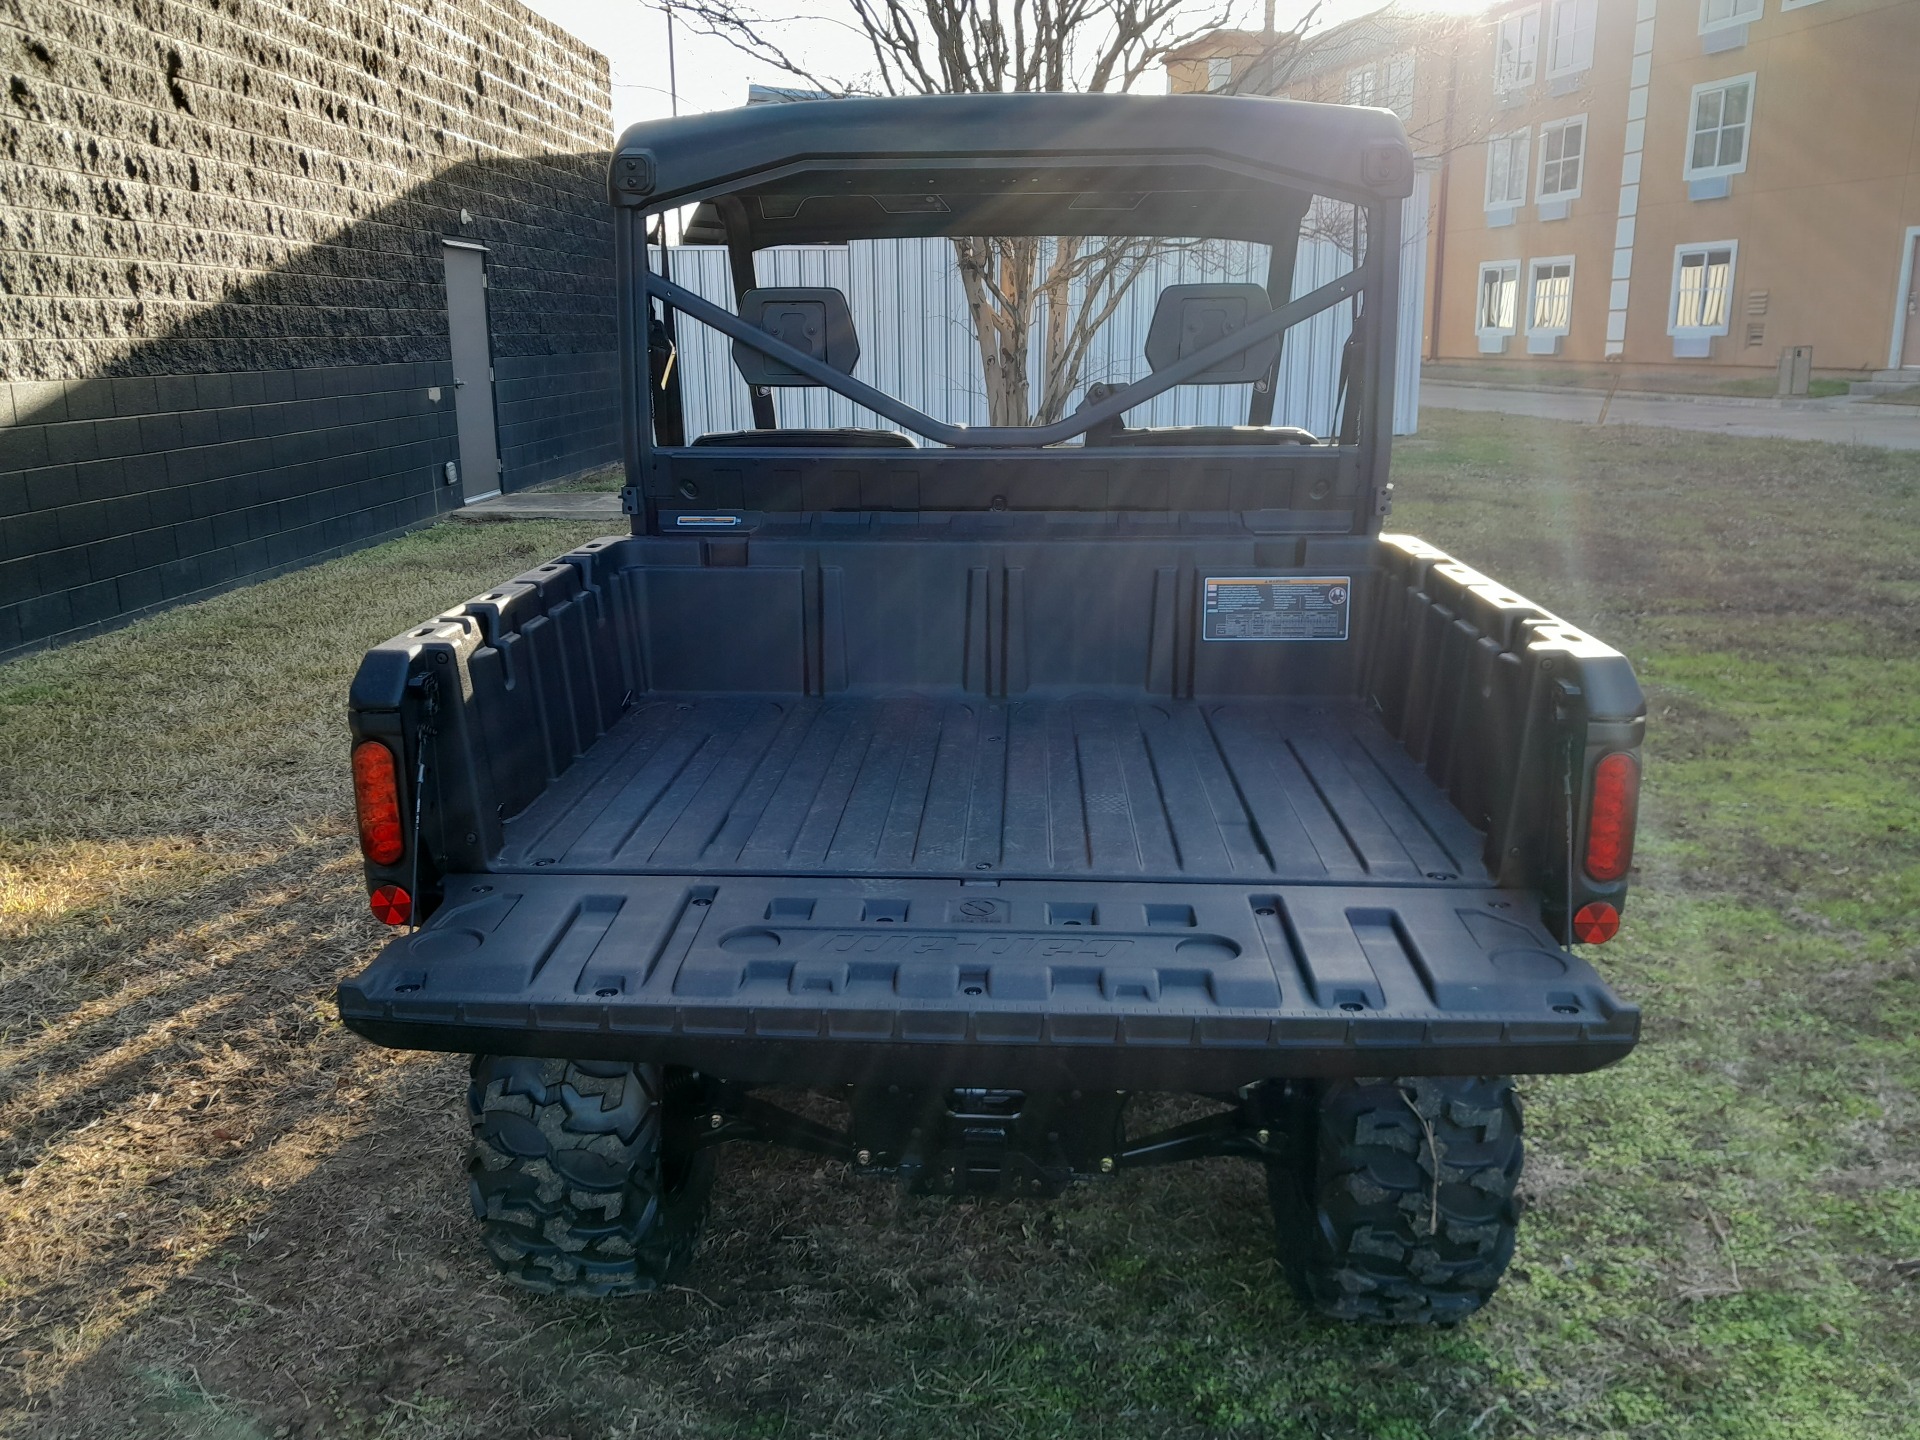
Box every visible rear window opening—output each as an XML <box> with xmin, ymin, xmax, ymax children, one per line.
<box><xmin>650</xmin><ymin>227</ymin><xmax>1376</xmax><ymax>445</ymax></box>
<box><xmin>627</xmin><ymin>139</ymin><xmax>1401</xmax><ymax>495</ymax></box>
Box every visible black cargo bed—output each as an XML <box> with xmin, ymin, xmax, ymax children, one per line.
<box><xmin>497</xmin><ymin>695</ymin><xmax>1490</xmax><ymax>886</ymax></box>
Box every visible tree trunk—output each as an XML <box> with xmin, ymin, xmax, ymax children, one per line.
<box><xmin>954</xmin><ymin>236</ymin><xmax>1035</xmax><ymax>427</ymax></box>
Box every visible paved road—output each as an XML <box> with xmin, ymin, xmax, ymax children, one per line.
<box><xmin>456</xmin><ymin>490</ymin><xmax>622</xmax><ymax>520</ymax></box>
<box><xmin>1421</xmin><ymin>381</ymin><xmax>1920</xmax><ymax>450</ymax></box>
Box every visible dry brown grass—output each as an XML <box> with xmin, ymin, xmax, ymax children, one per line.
<box><xmin>0</xmin><ymin>521</ymin><xmax>604</xmax><ymax>1437</ymax></box>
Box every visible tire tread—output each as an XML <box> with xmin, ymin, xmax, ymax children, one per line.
<box><xmin>466</xmin><ymin>1055</ymin><xmax>714</xmax><ymax>1297</ymax></box>
<box><xmin>1271</xmin><ymin>1075</ymin><xmax>1522</xmax><ymax>1325</ymax></box>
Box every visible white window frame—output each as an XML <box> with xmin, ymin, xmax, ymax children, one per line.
<box><xmin>1546</xmin><ymin>0</ymin><xmax>1597</xmax><ymax>78</ymax></box>
<box><xmin>1527</xmin><ymin>255</ymin><xmax>1577</xmax><ymax>336</ymax></box>
<box><xmin>1485</xmin><ymin>129</ymin><xmax>1532</xmax><ymax>210</ymax></box>
<box><xmin>1668</xmin><ymin>241</ymin><xmax>1739</xmax><ymax>337</ymax></box>
<box><xmin>1384</xmin><ymin>51</ymin><xmax>1416</xmax><ymax>121</ymax></box>
<box><xmin>1537</xmin><ymin>114</ymin><xmax>1587</xmax><ymax>201</ymax></box>
<box><xmin>1684</xmin><ymin>73</ymin><xmax>1756</xmax><ymax>181</ymax></box>
<box><xmin>1344</xmin><ymin>54</ymin><xmax>1416</xmax><ymax>119</ymax></box>
<box><xmin>1206</xmin><ymin>57</ymin><xmax>1234</xmax><ymax>92</ymax></box>
<box><xmin>1477</xmin><ymin>261</ymin><xmax>1523</xmax><ymax>335</ymax></box>
<box><xmin>1493</xmin><ymin>7</ymin><xmax>1541</xmax><ymax>92</ymax></box>
<box><xmin>1700</xmin><ymin>0</ymin><xmax>1763</xmax><ymax>34</ymax></box>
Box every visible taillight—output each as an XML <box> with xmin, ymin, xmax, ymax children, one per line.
<box><xmin>1583</xmin><ymin>752</ymin><xmax>1639</xmax><ymax>883</ymax></box>
<box><xmin>352</xmin><ymin>740</ymin><xmax>405</xmax><ymax>865</ymax></box>
<box><xmin>370</xmin><ymin>885</ymin><xmax>412</xmax><ymax>926</ymax></box>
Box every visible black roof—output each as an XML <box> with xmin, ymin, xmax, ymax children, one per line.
<box><xmin>608</xmin><ymin>93</ymin><xmax>1413</xmax><ymax>243</ymax></box>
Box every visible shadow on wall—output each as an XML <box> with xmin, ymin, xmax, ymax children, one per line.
<box><xmin>0</xmin><ymin>152</ymin><xmax>621</xmax><ymax>661</ymax></box>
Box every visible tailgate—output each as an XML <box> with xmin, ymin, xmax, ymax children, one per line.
<box><xmin>338</xmin><ymin>875</ymin><xmax>1636</xmax><ymax>1089</ymax></box>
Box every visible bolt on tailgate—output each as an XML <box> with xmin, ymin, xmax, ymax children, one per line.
<box><xmin>339</xmin><ymin>875</ymin><xmax>1638</xmax><ymax>1087</ymax></box>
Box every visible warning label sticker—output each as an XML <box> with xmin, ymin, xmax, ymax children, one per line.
<box><xmin>1202</xmin><ymin>576</ymin><xmax>1351</xmax><ymax>642</ymax></box>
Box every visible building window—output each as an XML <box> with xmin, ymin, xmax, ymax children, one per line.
<box><xmin>1547</xmin><ymin>0</ymin><xmax>1597</xmax><ymax>77</ymax></box>
<box><xmin>1384</xmin><ymin>51</ymin><xmax>1416</xmax><ymax>120</ymax></box>
<box><xmin>1686</xmin><ymin>74</ymin><xmax>1755</xmax><ymax>179</ymax></box>
<box><xmin>1528</xmin><ymin>256</ymin><xmax>1575</xmax><ymax>334</ymax></box>
<box><xmin>1700</xmin><ymin>0</ymin><xmax>1763</xmax><ymax>33</ymax></box>
<box><xmin>1206</xmin><ymin>57</ymin><xmax>1234</xmax><ymax>92</ymax></box>
<box><xmin>1538</xmin><ymin>116</ymin><xmax>1586</xmax><ymax>199</ymax></box>
<box><xmin>1494</xmin><ymin>8</ymin><xmax>1541</xmax><ymax>91</ymax></box>
<box><xmin>1344</xmin><ymin>53</ymin><xmax>1416</xmax><ymax>120</ymax></box>
<box><xmin>1486</xmin><ymin>130</ymin><xmax>1531</xmax><ymax>209</ymax></box>
<box><xmin>1669</xmin><ymin>242</ymin><xmax>1738</xmax><ymax>334</ymax></box>
<box><xmin>1478</xmin><ymin>262</ymin><xmax>1521</xmax><ymax>333</ymax></box>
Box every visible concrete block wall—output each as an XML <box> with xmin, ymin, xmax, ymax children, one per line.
<box><xmin>496</xmin><ymin>350</ymin><xmax>621</xmax><ymax>488</ymax></box>
<box><xmin>0</xmin><ymin>0</ymin><xmax>620</xmax><ymax>658</ymax></box>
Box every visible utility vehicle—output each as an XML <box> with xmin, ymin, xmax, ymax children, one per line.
<box><xmin>337</xmin><ymin>94</ymin><xmax>1645</xmax><ymax>1323</ymax></box>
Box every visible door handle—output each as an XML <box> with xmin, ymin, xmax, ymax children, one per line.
<box><xmin>454</xmin><ymin>379</ymin><xmax>467</xmax><ymax>388</ymax></box>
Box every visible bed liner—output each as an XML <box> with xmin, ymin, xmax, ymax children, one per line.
<box><xmin>495</xmin><ymin>694</ymin><xmax>1490</xmax><ymax>886</ymax></box>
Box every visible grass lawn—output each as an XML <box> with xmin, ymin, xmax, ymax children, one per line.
<box><xmin>1701</xmin><ymin>376</ymin><xmax>1855</xmax><ymax>400</ymax></box>
<box><xmin>2</xmin><ymin>411</ymin><xmax>1917</xmax><ymax>1438</ymax></box>
<box><xmin>537</xmin><ymin>461</ymin><xmax>624</xmax><ymax>493</ymax></box>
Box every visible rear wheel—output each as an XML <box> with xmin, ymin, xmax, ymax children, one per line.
<box><xmin>1269</xmin><ymin>1075</ymin><xmax>1522</xmax><ymax>1324</ymax></box>
<box><xmin>466</xmin><ymin>1056</ymin><xmax>715</xmax><ymax>1296</ymax></box>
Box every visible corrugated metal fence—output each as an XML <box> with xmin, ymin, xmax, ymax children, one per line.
<box><xmin>657</xmin><ymin>174</ymin><xmax>1426</xmax><ymax>440</ymax></box>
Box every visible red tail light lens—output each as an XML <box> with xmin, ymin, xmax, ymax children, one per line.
<box><xmin>352</xmin><ymin>740</ymin><xmax>405</xmax><ymax>865</ymax></box>
<box><xmin>1584</xmin><ymin>752</ymin><xmax>1640</xmax><ymax>883</ymax></box>
<box><xmin>1572</xmin><ymin>901</ymin><xmax>1620</xmax><ymax>944</ymax></box>
<box><xmin>369</xmin><ymin>885</ymin><xmax>412</xmax><ymax>926</ymax></box>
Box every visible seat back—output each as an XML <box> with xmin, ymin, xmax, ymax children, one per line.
<box><xmin>1143</xmin><ymin>283</ymin><xmax>1278</xmax><ymax>384</ymax></box>
<box><xmin>732</xmin><ymin>287</ymin><xmax>861</xmax><ymax>386</ymax></box>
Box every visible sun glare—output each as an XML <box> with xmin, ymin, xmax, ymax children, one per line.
<box><xmin>1314</xmin><ymin>0</ymin><xmax>1493</xmax><ymax>18</ymax></box>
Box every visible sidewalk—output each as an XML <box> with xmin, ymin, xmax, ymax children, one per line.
<box><xmin>1421</xmin><ymin>381</ymin><xmax>1920</xmax><ymax>450</ymax></box>
<box><xmin>453</xmin><ymin>489</ymin><xmax>623</xmax><ymax>520</ymax></box>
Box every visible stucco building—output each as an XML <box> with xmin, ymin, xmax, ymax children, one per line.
<box><xmin>1175</xmin><ymin>0</ymin><xmax>1920</xmax><ymax>377</ymax></box>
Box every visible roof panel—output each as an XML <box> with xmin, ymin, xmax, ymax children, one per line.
<box><xmin>608</xmin><ymin>93</ymin><xmax>1415</xmax><ymax>217</ymax></box>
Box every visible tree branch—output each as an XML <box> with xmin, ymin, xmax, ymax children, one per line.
<box><xmin>654</xmin><ymin>0</ymin><xmax>1313</xmax><ymax>426</ymax></box>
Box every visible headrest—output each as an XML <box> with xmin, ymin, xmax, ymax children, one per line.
<box><xmin>1144</xmin><ymin>283</ymin><xmax>1278</xmax><ymax>384</ymax></box>
<box><xmin>732</xmin><ymin>287</ymin><xmax>860</xmax><ymax>386</ymax></box>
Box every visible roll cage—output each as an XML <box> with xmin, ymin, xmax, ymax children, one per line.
<box><xmin>607</xmin><ymin>94</ymin><xmax>1416</xmax><ymax>537</ymax></box>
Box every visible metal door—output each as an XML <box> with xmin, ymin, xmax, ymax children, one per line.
<box><xmin>442</xmin><ymin>241</ymin><xmax>501</xmax><ymax>501</ymax></box>
<box><xmin>1904</xmin><ymin>234</ymin><xmax>1920</xmax><ymax>369</ymax></box>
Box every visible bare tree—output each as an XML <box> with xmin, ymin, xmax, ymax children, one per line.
<box><xmin>668</xmin><ymin>0</ymin><xmax>1323</xmax><ymax>426</ymax></box>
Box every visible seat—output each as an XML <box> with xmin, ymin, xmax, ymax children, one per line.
<box><xmin>1144</xmin><ymin>283</ymin><xmax>1279</xmax><ymax>383</ymax></box>
<box><xmin>690</xmin><ymin>428</ymin><xmax>915</xmax><ymax>449</ymax></box>
<box><xmin>1082</xmin><ymin>284</ymin><xmax>1324</xmax><ymax>448</ymax></box>
<box><xmin>732</xmin><ymin>287</ymin><xmax>860</xmax><ymax>386</ymax></box>
<box><xmin>706</xmin><ymin>287</ymin><xmax>910</xmax><ymax>447</ymax></box>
